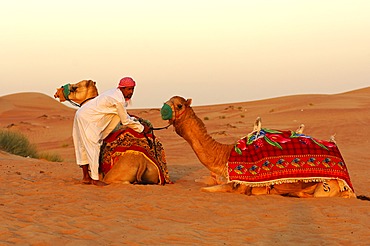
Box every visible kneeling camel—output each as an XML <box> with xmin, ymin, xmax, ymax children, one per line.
<box><xmin>161</xmin><ymin>96</ymin><xmax>358</xmax><ymax>198</ymax></box>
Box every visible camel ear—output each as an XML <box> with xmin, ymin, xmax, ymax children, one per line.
<box><xmin>186</xmin><ymin>98</ymin><xmax>192</xmax><ymax>107</ymax></box>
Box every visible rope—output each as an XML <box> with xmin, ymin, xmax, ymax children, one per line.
<box><xmin>141</xmin><ymin>123</ymin><xmax>171</xmax><ymax>180</ymax></box>
<box><xmin>151</xmin><ymin>123</ymin><xmax>172</xmax><ymax>131</ymax></box>
<box><xmin>66</xmin><ymin>97</ymin><xmax>95</xmax><ymax>108</ymax></box>
<box><xmin>66</xmin><ymin>99</ymin><xmax>82</xmax><ymax>107</ymax></box>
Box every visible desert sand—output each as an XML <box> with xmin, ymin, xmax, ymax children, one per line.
<box><xmin>0</xmin><ymin>88</ymin><xmax>369</xmax><ymax>245</ymax></box>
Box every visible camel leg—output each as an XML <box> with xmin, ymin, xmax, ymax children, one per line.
<box><xmin>279</xmin><ymin>180</ymin><xmax>346</xmax><ymax>198</ymax></box>
<box><xmin>195</xmin><ymin>176</ymin><xmax>218</xmax><ymax>186</ymax></box>
<box><xmin>201</xmin><ymin>182</ymin><xmax>252</xmax><ymax>194</ymax></box>
<box><xmin>313</xmin><ymin>180</ymin><xmax>341</xmax><ymax>198</ymax></box>
<box><xmin>293</xmin><ymin>186</ymin><xmax>317</xmax><ymax>198</ymax></box>
<box><xmin>268</xmin><ymin>182</ymin><xmax>318</xmax><ymax>198</ymax></box>
<box><xmin>195</xmin><ymin>172</ymin><xmax>226</xmax><ymax>186</ymax></box>
<box><xmin>234</xmin><ymin>184</ymin><xmax>252</xmax><ymax>195</ymax></box>
<box><xmin>251</xmin><ymin>187</ymin><xmax>272</xmax><ymax>196</ymax></box>
<box><xmin>314</xmin><ymin>180</ymin><xmax>352</xmax><ymax>198</ymax></box>
<box><xmin>201</xmin><ymin>183</ymin><xmax>235</xmax><ymax>193</ymax></box>
<box><xmin>314</xmin><ymin>180</ymin><xmax>356</xmax><ymax>198</ymax></box>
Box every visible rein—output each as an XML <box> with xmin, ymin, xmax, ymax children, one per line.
<box><xmin>151</xmin><ymin>123</ymin><xmax>172</xmax><ymax>131</ymax></box>
<box><xmin>66</xmin><ymin>99</ymin><xmax>82</xmax><ymax>107</ymax></box>
<box><xmin>66</xmin><ymin>97</ymin><xmax>95</xmax><ymax>107</ymax></box>
<box><xmin>142</xmin><ymin>123</ymin><xmax>172</xmax><ymax>170</ymax></box>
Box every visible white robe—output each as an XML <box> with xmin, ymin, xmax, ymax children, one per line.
<box><xmin>72</xmin><ymin>88</ymin><xmax>144</xmax><ymax>180</ymax></box>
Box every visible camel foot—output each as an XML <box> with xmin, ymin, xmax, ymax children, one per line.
<box><xmin>201</xmin><ymin>183</ymin><xmax>234</xmax><ymax>193</ymax></box>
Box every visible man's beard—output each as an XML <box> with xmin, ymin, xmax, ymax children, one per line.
<box><xmin>125</xmin><ymin>99</ymin><xmax>133</xmax><ymax>107</ymax></box>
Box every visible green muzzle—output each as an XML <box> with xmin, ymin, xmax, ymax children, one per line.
<box><xmin>62</xmin><ymin>84</ymin><xmax>71</xmax><ymax>99</ymax></box>
<box><xmin>161</xmin><ymin>104</ymin><xmax>173</xmax><ymax>120</ymax></box>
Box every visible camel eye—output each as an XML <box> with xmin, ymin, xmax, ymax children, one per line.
<box><xmin>177</xmin><ymin>104</ymin><xmax>183</xmax><ymax>110</ymax></box>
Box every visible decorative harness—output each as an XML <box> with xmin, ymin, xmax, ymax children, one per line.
<box><xmin>160</xmin><ymin>99</ymin><xmax>186</xmax><ymax>123</ymax></box>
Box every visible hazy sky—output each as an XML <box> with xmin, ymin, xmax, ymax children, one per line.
<box><xmin>1</xmin><ymin>0</ymin><xmax>369</xmax><ymax>108</ymax></box>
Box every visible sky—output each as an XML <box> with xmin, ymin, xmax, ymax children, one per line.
<box><xmin>0</xmin><ymin>0</ymin><xmax>369</xmax><ymax>108</ymax></box>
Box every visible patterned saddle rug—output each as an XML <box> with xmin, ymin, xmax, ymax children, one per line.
<box><xmin>99</xmin><ymin>128</ymin><xmax>171</xmax><ymax>185</ymax></box>
<box><xmin>227</xmin><ymin>128</ymin><xmax>354</xmax><ymax>192</ymax></box>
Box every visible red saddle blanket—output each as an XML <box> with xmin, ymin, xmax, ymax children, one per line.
<box><xmin>227</xmin><ymin>128</ymin><xmax>354</xmax><ymax>191</ymax></box>
<box><xmin>99</xmin><ymin>128</ymin><xmax>171</xmax><ymax>185</ymax></box>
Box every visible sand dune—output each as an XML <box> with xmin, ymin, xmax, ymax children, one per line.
<box><xmin>1</xmin><ymin>88</ymin><xmax>369</xmax><ymax>245</ymax></box>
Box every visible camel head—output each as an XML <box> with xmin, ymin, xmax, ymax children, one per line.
<box><xmin>161</xmin><ymin>96</ymin><xmax>192</xmax><ymax>124</ymax></box>
<box><xmin>54</xmin><ymin>80</ymin><xmax>99</xmax><ymax>106</ymax></box>
<box><xmin>54</xmin><ymin>87</ymin><xmax>67</xmax><ymax>102</ymax></box>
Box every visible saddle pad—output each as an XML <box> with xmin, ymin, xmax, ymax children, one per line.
<box><xmin>227</xmin><ymin>128</ymin><xmax>354</xmax><ymax>191</ymax></box>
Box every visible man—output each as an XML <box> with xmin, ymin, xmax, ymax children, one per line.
<box><xmin>72</xmin><ymin>77</ymin><xmax>150</xmax><ymax>186</ymax></box>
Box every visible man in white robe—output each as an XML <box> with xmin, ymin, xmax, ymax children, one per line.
<box><xmin>72</xmin><ymin>77</ymin><xmax>148</xmax><ymax>186</ymax></box>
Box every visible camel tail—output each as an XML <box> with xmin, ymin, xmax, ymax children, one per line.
<box><xmin>356</xmin><ymin>195</ymin><xmax>370</xmax><ymax>201</ymax></box>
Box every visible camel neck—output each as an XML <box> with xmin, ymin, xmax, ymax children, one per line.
<box><xmin>174</xmin><ymin>109</ymin><xmax>233</xmax><ymax>176</ymax></box>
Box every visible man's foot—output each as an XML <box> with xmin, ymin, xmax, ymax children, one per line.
<box><xmin>92</xmin><ymin>180</ymin><xmax>108</xmax><ymax>186</ymax></box>
<box><xmin>80</xmin><ymin>165</ymin><xmax>107</xmax><ymax>186</ymax></box>
<box><xmin>81</xmin><ymin>177</ymin><xmax>92</xmax><ymax>185</ymax></box>
<box><xmin>81</xmin><ymin>165</ymin><xmax>92</xmax><ymax>184</ymax></box>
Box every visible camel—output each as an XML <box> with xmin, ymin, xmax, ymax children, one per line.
<box><xmin>54</xmin><ymin>80</ymin><xmax>171</xmax><ymax>185</ymax></box>
<box><xmin>54</xmin><ymin>80</ymin><xmax>98</xmax><ymax>107</ymax></box>
<box><xmin>161</xmin><ymin>96</ymin><xmax>357</xmax><ymax>198</ymax></box>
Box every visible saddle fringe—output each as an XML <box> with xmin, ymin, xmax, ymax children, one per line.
<box><xmin>226</xmin><ymin>175</ymin><xmax>354</xmax><ymax>193</ymax></box>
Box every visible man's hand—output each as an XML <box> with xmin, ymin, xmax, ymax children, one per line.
<box><xmin>142</xmin><ymin>123</ymin><xmax>152</xmax><ymax>134</ymax></box>
<box><xmin>138</xmin><ymin>118</ymin><xmax>153</xmax><ymax>134</ymax></box>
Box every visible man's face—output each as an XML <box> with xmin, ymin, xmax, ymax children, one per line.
<box><xmin>119</xmin><ymin>86</ymin><xmax>135</xmax><ymax>100</ymax></box>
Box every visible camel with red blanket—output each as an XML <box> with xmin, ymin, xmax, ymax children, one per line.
<box><xmin>161</xmin><ymin>96</ymin><xmax>357</xmax><ymax>198</ymax></box>
<box><xmin>54</xmin><ymin>80</ymin><xmax>171</xmax><ymax>185</ymax></box>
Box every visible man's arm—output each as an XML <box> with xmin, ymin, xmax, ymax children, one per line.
<box><xmin>116</xmin><ymin>102</ymin><xmax>144</xmax><ymax>133</ymax></box>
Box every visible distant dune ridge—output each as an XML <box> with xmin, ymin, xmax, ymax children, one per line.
<box><xmin>1</xmin><ymin>87</ymin><xmax>369</xmax><ymax>245</ymax></box>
